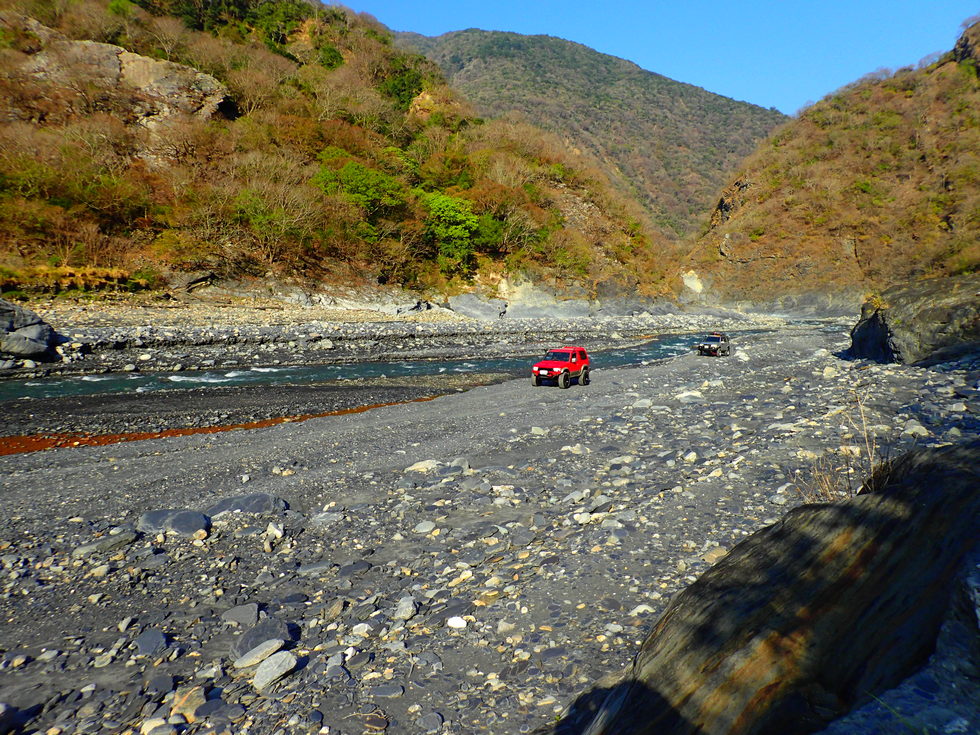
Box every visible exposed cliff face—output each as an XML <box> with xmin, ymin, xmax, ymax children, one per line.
<box><xmin>688</xmin><ymin>21</ymin><xmax>980</xmax><ymax>305</ymax></box>
<box><xmin>849</xmin><ymin>272</ymin><xmax>980</xmax><ymax>365</ymax></box>
<box><xmin>0</xmin><ymin>13</ymin><xmax>230</xmax><ymax>131</ymax></box>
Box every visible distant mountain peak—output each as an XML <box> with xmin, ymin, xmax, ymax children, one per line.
<box><xmin>396</xmin><ymin>28</ymin><xmax>786</xmax><ymax>237</ymax></box>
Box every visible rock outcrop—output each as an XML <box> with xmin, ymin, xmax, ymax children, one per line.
<box><xmin>0</xmin><ymin>13</ymin><xmax>230</xmax><ymax>131</ymax></box>
<box><xmin>0</xmin><ymin>297</ymin><xmax>60</xmax><ymax>358</ymax></box>
<box><xmin>546</xmin><ymin>440</ymin><xmax>980</xmax><ymax>735</ymax></box>
<box><xmin>849</xmin><ymin>273</ymin><xmax>980</xmax><ymax>365</ymax></box>
<box><xmin>709</xmin><ymin>178</ymin><xmax>751</xmax><ymax>228</ymax></box>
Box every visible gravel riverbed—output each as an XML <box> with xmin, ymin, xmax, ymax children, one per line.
<box><xmin>0</xmin><ymin>312</ymin><xmax>978</xmax><ymax>734</ymax></box>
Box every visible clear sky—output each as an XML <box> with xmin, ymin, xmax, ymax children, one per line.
<box><xmin>337</xmin><ymin>1</ymin><xmax>980</xmax><ymax>115</ymax></box>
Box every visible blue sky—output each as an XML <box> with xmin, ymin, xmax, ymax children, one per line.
<box><xmin>337</xmin><ymin>1</ymin><xmax>980</xmax><ymax>114</ymax></box>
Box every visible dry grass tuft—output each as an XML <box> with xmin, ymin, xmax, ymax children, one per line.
<box><xmin>795</xmin><ymin>389</ymin><xmax>890</xmax><ymax>503</ymax></box>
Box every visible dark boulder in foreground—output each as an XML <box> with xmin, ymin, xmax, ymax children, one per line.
<box><xmin>0</xmin><ymin>298</ymin><xmax>60</xmax><ymax>358</ymax></box>
<box><xmin>544</xmin><ymin>440</ymin><xmax>979</xmax><ymax>735</ymax></box>
<box><xmin>849</xmin><ymin>273</ymin><xmax>980</xmax><ymax>364</ymax></box>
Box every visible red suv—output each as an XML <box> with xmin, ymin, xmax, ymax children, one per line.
<box><xmin>532</xmin><ymin>346</ymin><xmax>590</xmax><ymax>388</ymax></box>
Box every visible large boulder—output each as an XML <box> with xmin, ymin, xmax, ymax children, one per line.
<box><xmin>545</xmin><ymin>441</ymin><xmax>979</xmax><ymax>735</ymax></box>
<box><xmin>849</xmin><ymin>273</ymin><xmax>980</xmax><ymax>365</ymax></box>
<box><xmin>0</xmin><ymin>298</ymin><xmax>58</xmax><ymax>358</ymax></box>
<box><xmin>1</xmin><ymin>13</ymin><xmax>230</xmax><ymax>132</ymax></box>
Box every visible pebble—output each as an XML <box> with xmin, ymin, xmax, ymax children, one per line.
<box><xmin>253</xmin><ymin>651</ymin><xmax>297</xmax><ymax>690</ymax></box>
<box><xmin>233</xmin><ymin>639</ymin><xmax>284</xmax><ymax>669</ymax></box>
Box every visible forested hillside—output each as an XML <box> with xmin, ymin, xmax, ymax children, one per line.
<box><xmin>690</xmin><ymin>20</ymin><xmax>980</xmax><ymax>302</ymax></box>
<box><xmin>0</xmin><ymin>0</ymin><xmax>676</xmax><ymax>299</ymax></box>
<box><xmin>397</xmin><ymin>30</ymin><xmax>787</xmax><ymax>237</ymax></box>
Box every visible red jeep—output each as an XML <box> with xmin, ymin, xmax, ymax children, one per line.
<box><xmin>532</xmin><ymin>346</ymin><xmax>590</xmax><ymax>388</ymax></box>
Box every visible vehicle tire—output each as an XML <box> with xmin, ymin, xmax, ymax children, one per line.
<box><xmin>581</xmin><ymin>367</ymin><xmax>590</xmax><ymax>385</ymax></box>
<box><xmin>558</xmin><ymin>371</ymin><xmax>570</xmax><ymax>389</ymax></box>
<box><xmin>532</xmin><ymin>375</ymin><xmax>542</xmax><ymax>386</ymax></box>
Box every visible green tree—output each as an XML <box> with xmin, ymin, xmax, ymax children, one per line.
<box><xmin>312</xmin><ymin>161</ymin><xmax>405</xmax><ymax>218</ymax></box>
<box><xmin>378</xmin><ymin>59</ymin><xmax>424</xmax><ymax>110</ymax></box>
<box><xmin>418</xmin><ymin>191</ymin><xmax>478</xmax><ymax>275</ymax></box>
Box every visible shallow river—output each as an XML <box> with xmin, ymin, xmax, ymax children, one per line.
<box><xmin>0</xmin><ymin>331</ymin><xmax>777</xmax><ymax>402</ymax></box>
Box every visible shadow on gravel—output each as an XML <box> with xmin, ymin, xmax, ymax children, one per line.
<box><xmin>534</xmin><ymin>441</ymin><xmax>979</xmax><ymax>735</ymax></box>
<box><xmin>534</xmin><ymin>681</ymin><xmax>692</xmax><ymax>734</ymax></box>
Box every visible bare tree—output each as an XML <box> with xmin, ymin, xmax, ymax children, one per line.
<box><xmin>147</xmin><ymin>15</ymin><xmax>188</xmax><ymax>61</ymax></box>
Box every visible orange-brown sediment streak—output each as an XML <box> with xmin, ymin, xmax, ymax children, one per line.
<box><xmin>0</xmin><ymin>395</ymin><xmax>438</xmax><ymax>456</ymax></box>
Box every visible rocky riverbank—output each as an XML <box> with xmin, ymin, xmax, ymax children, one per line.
<box><xmin>1</xmin><ymin>295</ymin><xmax>788</xmax><ymax>381</ymax></box>
<box><xmin>0</xmin><ymin>325</ymin><xmax>977</xmax><ymax>735</ymax></box>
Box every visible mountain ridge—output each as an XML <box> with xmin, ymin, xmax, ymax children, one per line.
<box><xmin>687</xmin><ymin>19</ymin><xmax>980</xmax><ymax>304</ymax></box>
<box><xmin>396</xmin><ymin>28</ymin><xmax>788</xmax><ymax>237</ymax></box>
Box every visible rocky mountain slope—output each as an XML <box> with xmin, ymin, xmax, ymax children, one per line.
<box><xmin>685</xmin><ymin>20</ymin><xmax>980</xmax><ymax>307</ymax></box>
<box><xmin>396</xmin><ymin>30</ymin><xmax>787</xmax><ymax>237</ymax></box>
<box><xmin>0</xmin><ymin>1</ymin><xmax>677</xmax><ymax>301</ymax></box>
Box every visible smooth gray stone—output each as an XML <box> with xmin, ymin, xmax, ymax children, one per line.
<box><xmin>71</xmin><ymin>531</ymin><xmax>138</xmax><ymax>558</ymax></box>
<box><xmin>417</xmin><ymin>712</ymin><xmax>445</xmax><ymax>732</ymax></box>
<box><xmin>233</xmin><ymin>639</ymin><xmax>283</xmax><ymax>669</ymax></box>
<box><xmin>133</xmin><ymin>630</ymin><xmax>167</xmax><ymax>657</ymax></box>
<box><xmin>221</xmin><ymin>603</ymin><xmax>259</xmax><ymax>627</ymax></box>
<box><xmin>136</xmin><ymin>510</ymin><xmax>209</xmax><ymax>538</ymax></box>
<box><xmin>310</xmin><ymin>512</ymin><xmax>343</xmax><ymax>527</ymax></box>
<box><xmin>296</xmin><ymin>560</ymin><xmax>334</xmax><ymax>577</ymax></box>
<box><xmin>252</xmin><ymin>651</ymin><xmax>296</xmax><ymax>690</ymax></box>
<box><xmin>368</xmin><ymin>684</ymin><xmax>404</xmax><ymax>698</ymax></box>
<box><xmin>231</xmin><ymin>617</ymin><xmax>293</xmax><ymax>660</ymax></box>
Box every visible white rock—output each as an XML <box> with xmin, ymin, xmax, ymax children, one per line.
<box><xmin>351</xmin><ymin>623</ymin><xmax>374</xmax><ymax>637</ymax></box>
<box><xmin>393</xmin><ymin>596</ymin><xmax>418</xmax><ymax>621</ymax></box>
<box><xmin>902</xmin><ymin>421</ymin><xmax>930</xmax><ymax>438</ymax></box>
<box><xmin>140</xmin><ymin>718</ymin><xmax>169</xmax><ymax>735</ymax></box>
<box><xmin>413</xmin><ymin>520</ymin><xmax>436</xmax><ymax>534</ymax></box>
<box><xmin>405</xmin><ymin>459</ymin><xmax>442</xmax><ymax>473</ymax></box>
<box><xmin>628</xmin><ymin>604</ymin><xmax>656</xmax><ymax>616</ymax></box>
<box><xmin>446</xmin><ymin>616</ymin><xmax>467</xmax><ymax>629</ymax></box>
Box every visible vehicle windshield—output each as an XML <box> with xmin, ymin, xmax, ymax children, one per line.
<box><xmin>703</xmin><ymin>336</ymin><xmax>722</xmax><ymax>343</ymax></box>
<box><xmin>544</xmin><ymin>351</ymin><xmax>571</xmax><ymax>361</ymax></box>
